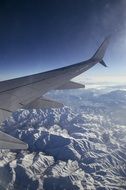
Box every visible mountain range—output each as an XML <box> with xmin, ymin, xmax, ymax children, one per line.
<box><xmin>0</xmin><ymin>85</ymin><xmax>126</xmax><ymax>190</ymax></box>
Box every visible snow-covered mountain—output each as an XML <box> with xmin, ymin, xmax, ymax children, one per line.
<box><xmin>0</xmin><ymin>85</ymin><xmax>126</xmax><ymax>190</ymax></box>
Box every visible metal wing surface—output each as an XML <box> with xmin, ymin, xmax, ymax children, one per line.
<box><xmin>0</xmin><ymin>131</ymin><xmax>28</xmax><ymax>149</ymax></box>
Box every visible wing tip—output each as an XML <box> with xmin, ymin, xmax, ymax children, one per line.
<box><xmin>92</xmin><ymin>35</ymin><xmax>111</xmax><ymax>62</ymax></box>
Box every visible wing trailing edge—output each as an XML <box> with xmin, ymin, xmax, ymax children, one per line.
<box><xmin>57</xmin><ymin>81</ymin><xmax>85</xmax><ymax>90</ymax></box>
<box><xmin>22</xmin><ymin>97</ymin><xmax>63</xmax><ymax>109</ymax></box>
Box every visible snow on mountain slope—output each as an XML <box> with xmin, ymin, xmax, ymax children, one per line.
<box><xmin>0</xmin><ymin>86</ymin><xmax>126</xmax><ymax>190</ymax></box>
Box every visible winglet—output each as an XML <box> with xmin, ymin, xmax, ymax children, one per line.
<box><xmin>91</xmin><ymin>36</ymin><xmax>110</xmax><ymax>66</ymax></box>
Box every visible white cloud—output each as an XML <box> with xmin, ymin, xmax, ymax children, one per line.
<box><xmin>73</xmin><ymin>74</ymin><xmax>126</xmax><ymax>85</ymax></box>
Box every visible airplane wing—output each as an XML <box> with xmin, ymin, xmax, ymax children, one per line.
<box><xmin>22</xmin><ymin>97</ymin><xmax>64</xmax><ymax>109</ymax></box>
<box><xmin>56</xmin><ymin>81</ymin><xmax>85</xmax><ymax>90</ymax></box>
<box><xmin>0</xmin><ymin>131</ymin><xmax>28</xmax><ymax>149</ymax></box>
<box><xmin>0</xmin><ymin>36</ymin><xmax>110</xmax><ymax>149</ymax></box>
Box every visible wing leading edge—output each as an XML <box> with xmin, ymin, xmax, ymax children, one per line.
<box><xmin>0</xmin><ymin>36</ymin><xmax>110</xmax><ymax>149</ymax></box>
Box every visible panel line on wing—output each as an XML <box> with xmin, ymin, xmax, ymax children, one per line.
<box><xmin>0</xmin><ymin>108</ymin><xmax>12</xmax><ymax>113</ymax></box>
<box><xmin>0</xmin><ymin>77</ymin><xmax>49</xmax><ymax>94</ymax></box>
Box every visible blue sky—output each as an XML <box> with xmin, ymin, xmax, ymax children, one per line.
<box><xmin>0</xmin><ymin>0</ymin><xmax>126</xmax><ymax>83</ymax></box>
